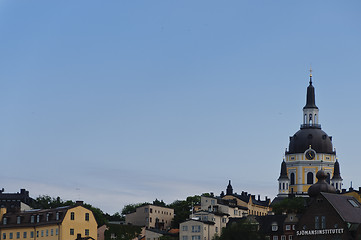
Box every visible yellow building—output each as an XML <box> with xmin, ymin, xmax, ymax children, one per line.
<box><xmin>221</xmin><ymin>181</ymin><xmax>271</xmax><ymax>216</ymax></box>
<box><xmin>0</xmin><ymin>202</ymin><xmax>97</xmax><ymax>240</ymax></box>
<box><xmin>277</xmin><ymin>71</ymin><xmax>343</xmax><ymax>198</ymax></box>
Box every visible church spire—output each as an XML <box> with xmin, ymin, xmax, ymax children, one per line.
<box><xmin>226</xmin><ymin>180</ymin><xmax>233</xmax><ymax>195</ymax></box>
<box><xmin>278</xmin><ymin>160</ymin><xmax>289</xmax><ymax>180</ymax></box>
<box><xmin>302</xmin><ymin>69</ymin><xmax>320</xmax><ymax>128</ymax></box>
<box><xmin>304</xmin><ymin>67</ymin><xmax>318</xmax><ymax>110</ymax></box>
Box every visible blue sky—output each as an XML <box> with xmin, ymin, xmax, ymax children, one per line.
<box><xmin>0</xmin><ymin>1</ymin><xmax>361</xmax><ymax>214</ymax></box>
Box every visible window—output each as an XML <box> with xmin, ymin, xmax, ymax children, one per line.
<box><xmin>36</xmin><ymin>215</ymin><xmax>40</xmax><ymax>223</ymax></box>
<box><xmin>273</xmin><ymin>236</ymin><xmax>278</xmax><ymax>240</ymax></box>
<box><xmin>321</xmin><ymin>216</ymin><xmax>326</xmax><ymax>229</ymax></box>
<box><xmin>150</xmin><ymin>208</ymin><xmax>153</xmax><ymax>213</ymax></box>
<box><xmin>9</xmin><ymin>233</ymin><xmax>13</xmax><ymax>240</ymax></box>
<box><xmin>348</xmin><ymin>199</ymin><xmax>360</xmax><ymax>207</ymax></box>
<box><xmin>281</xmin><ymin>236</ymin><xmax>286</xmax><ymax>240</ymax></box>
<box><xmin>17</xmin><ymin>216</ymin><xmax>21</xmax><ymax>224</ymax></box>
<box><xmin>36</xmin><ymin>232</ymin><xmax>38</xmax><ymax>238</ymax></box>
<box><xmin>144</xmin><ymin>208</ymin><xmax>149</xmax><ymax>213</ymax></box>
<box><xmin>285</xmin><ymin>225</ymin><xmax>291</xmax><ymax>230</ymax></box>
<box><xmin>315</xmin><ymin>216</ymin><xmax>319</xmax><ymax>229</ymax></box>
<box><xmin>182</xmin><ymin>236</ymin><xmax>188</xmax><ymax>240</ymax></box>
<box><xmin>30</xmin><ymin>232</ymin><xmax>34</xmax><ymax>238</ymax></box>
<box><xmin>70</xmin><ymin>229</ymin><xmax>74</xmax><ymax>235</ymax></box>
<box><xmin>51</xmin><ymin>229</ymin><xmax>53</xmax><ymax>236</ymax></box>
<box><xmin>16</xmin><ymin>233</ymin><xmax>20</xmax><ymax>239</ymax></box>
<box><xmin>70</xmin><ymin>212</ymin><xmax>75</xmax><ymax>220</ymax></box>
<box><xmin>289</xmin><ymin>236</ymin><xmax>293</xmax><ymax>240</ymax></box>
<box><xmin>182</xmin><ymin>226</ymin><xmax>188</xmax><ymax>231</ymax></box>
<box><xmin>216</xmin><ymin>227</ymin><xmax>218</xmax><ymax>233</ymax></box>
<box><xmin>292</xmin><ymin>225</ymin><xmax>295</xmax><ymax>230</ymax></box>
<box><xmin>290</xmin><ymin>173</ymin><xmax>295</xmax><ymax>185</ymax></box>
<box><xmin>85</xmin><ymin>229</ymin><xmax>89</xmax><ymax>236</ymax></box>
<box><xmin>150</xmin><ymin>217</ymin><xmax>152</xmax><ymax>223</ymax></box>
<box><xmin>56</xmin><ymin>212</ymin><xmax>59</xmax><ymax>220</ymax></box>
<box><xmin>56</xmin><ymin>229</ymin><xmax>58</xmax><ymax>236</ymax></box>
<box><xmin>31</xmin><ymin>216</ymin><xmax>34</xmax><ymax>223</ymax></box>
<box><xmin>307</xmin><ymin>172</ymin><xmax>313</xmax><ymax>184</ymax></box>
<box><xmin>272</xmin><ymin>224</ymin><xmax>278</xmax><ymax>231</ymax></box>
<box><xmin>23</xmin><ymin>232</ymin><xmax>27</xmax><ymax>239</ymax></box>
<box><xmin>46</xmin><ymin>214</ymin><xmax>49</xmax><ymax>221</ymax></box>
<box><xmin>46</xmin><ymin>230</ymin><xmax>48</xmax><ymax>236</ymax></box>
<box><xmin>326</xmin><ymin>173</ymin><xmax>330</xmax><ymax>184</ymax></box>
<box><xmin>3</xmin><ymin>233</ymin><xmax>6</xmax><ymax>240</ymax></box>
<box><xmin>41</xmin><ymin>230</ymin><xmax>44</xmax><ymax>237</ymax></box>
<box><xmin>191</xmin><ymin>236</ymin><xmax>200</xmax><ymax>240</ymax></box>
<box><xmin>3</xmin><ymin>218</ymin><xmax>7</xmax><ymax>225</ymax></box>
<box><xmin>85</xmin><ymin>213</ymin><xmax>90</xmax><ymax>221</ymax></box>
<box><xmin>192</xmin><ymin>226</ymin><xmax>201</xmax><ymax>232</ymax></box>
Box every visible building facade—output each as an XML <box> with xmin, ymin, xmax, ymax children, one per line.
<box><xmin>0</xmin><ymin>203</ymin><xmax>97</xmax><ymax>240</ymax></box>
<box><xmin>179</xmin><ymin>219</ymin><xmax>216</xmax><ymax>240</ymax></box>
<box><xmin>125</xmin><ymin>205</ymin><xmax>174</xmax><ymax>230</ymax></box>
<box><xmin>0</xmin><ymin>189</ymin><xmax>34</xmax><ymax>213</ymax></box>
<box><xmin>277</xmin><ymin>71</ymin><xmax>343</xmax><ymax>197</ymax></box>
<box><xmin>221</xmin><ymin>181</ymin><xmax>271</xmax><ymax>216</ymax></box>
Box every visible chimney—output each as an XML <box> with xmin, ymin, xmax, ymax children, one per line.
<box><xmin>210</xmin><ymin>192</ymin><xmax>214</xmax><ymax>197</ymax></box>
<box><xmin>75</xmin><ymin>201</ymin><xmax>84</xmax><ymax>206</ymax></box>
<box><xmin>258</xmin><ymin>195</ymin><xmax>260</xmax><ymax>201</ymax></box>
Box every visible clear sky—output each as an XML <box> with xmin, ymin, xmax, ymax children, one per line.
<box><xmin>1</xmin><ymin>1</ymin><xmax>361</xmax><ymax>214</ymax></box>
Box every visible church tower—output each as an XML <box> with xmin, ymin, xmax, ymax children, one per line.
<box><xmin>277</xmin><ymin>70</ymin><xmax>342</xmax><ymax>197</ymax></box>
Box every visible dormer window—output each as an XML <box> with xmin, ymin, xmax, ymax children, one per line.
<box><xmin>31</xmin><ymin>216</ymin><xmax>35</xmax><ymax>223</ymax></box>
<box><xmin>56</xmin><ymin>212</ymin><xmax>59</xmax><ymax>220</ymax></box>
<box><xmin>348</xmin><ymin>199</ymin><xmax>359</xmax><ymax>208</ymax></box>
<box><xmin>272</xmin><ymin>223</ymin><xmax>278</xmax><ymax>231</ymax></box>
<box><xmin>36</xmin><ymin>215</ymin><xmax>40</xmax><ymax>223</ymax></box>
<box><xmin>46</xmin><ymin>213</ymin><xmax>49</xmax><ymax>221</ymax></box>
<box><xmin>3</xmin><ymin>217</ymin><xmax>7</xmax><ymax>225</ymax></box>
<box><xmin>17</xmin><ymin>216</ymin><xmax>21</xmax><ymax>224</ymax></box>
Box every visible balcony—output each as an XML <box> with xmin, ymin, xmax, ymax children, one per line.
<box><xmin>300</xmin><ymin>124</ymin><xmax>321</xmax><ymax>129</ymax></box>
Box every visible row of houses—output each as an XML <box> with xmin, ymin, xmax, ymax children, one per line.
<box><xmin>0</xmin><ymin>194</ymin><xmax>97</xmax><ymax>240</ymax></box>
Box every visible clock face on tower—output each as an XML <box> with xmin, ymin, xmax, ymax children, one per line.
<box><xmin>305</xmin><ymin>149</ymin><xmax>316</xmax><ymax>160</ymax></box>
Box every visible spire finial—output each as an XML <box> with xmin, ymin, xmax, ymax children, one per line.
<box><xmin>309</xmin><ymin>66</ymin><xmax>313</xmax><ymax>84</ymax></box>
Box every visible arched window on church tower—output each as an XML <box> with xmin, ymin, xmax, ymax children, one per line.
<box><xmin>314</xmin><ymin>114</ymin><xmax>317</xmax><ymax>123</ymax></box>
<box><xmin>307</xmin><ymin>172</ymin><xmax>313</xmax><ymax>184</ymax></box>
<box><xmin>309</xmin><ymin>114</ymin><xmax>313</xmax><ymax>125</ymax></box>
<box><xmin>290</xmin><ymin>173</ymin><xmax>295</xmax><ymax>185</ymax></box>
<box><xmin>304</xmin><ymin>114</ymin><xmax>307</xmax><ymax>124</ymax></box>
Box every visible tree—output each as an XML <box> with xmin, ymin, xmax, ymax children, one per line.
<box><xmin>219</xmin><ymin>219</ymin><xmax>262</xmax><ymax>240</ymax></box>
<box><xmin>271</xmin><ymin>197</ymin><xmax>307</xmax><ymax>215</ymax></box>
<box><xmin>153</xmin><ymin>199</ymin><xmax>166</xmax><ymax>207</ymax></box>
<box><xmin>104</xmin><ymin>224</ymin><xmax>141</xmax><ymax>240</ymax></box>
<box><xmin>167</xmin><ymin>195</ymin><xmax>201</xmax><ymax>228</ymax></box>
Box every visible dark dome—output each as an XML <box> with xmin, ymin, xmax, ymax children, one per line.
<box><xmin>288</xmin><ymin>128</ymin><xmax>334</xmax><ymax>154</ymax></box>
<box><xmin>308</xmin><ymin>169</ymin><xmax>336</xmax><ymax>197</ymax></box>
